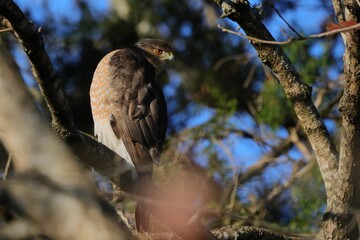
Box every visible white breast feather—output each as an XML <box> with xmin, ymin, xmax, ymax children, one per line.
<box><xmin>94</xmin><ymin>118</ymin><xmax>137</xmax><ymax>176</ymax></box>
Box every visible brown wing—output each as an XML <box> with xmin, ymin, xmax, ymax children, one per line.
<box><xmin>107</xmin><ymin>48</ymin><xmax>167</xmax><ymax>173</ymax></box>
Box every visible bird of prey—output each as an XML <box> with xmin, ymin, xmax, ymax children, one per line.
<box><xmin>90</xmin><ymin>38</ymin><xmax>174</xmax><ymax>232</ymax></box>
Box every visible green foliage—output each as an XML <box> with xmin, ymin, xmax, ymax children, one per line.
<box><xmin>285</xmin><ymin>41</ymin><xmax>325</xmax><ymax>85</ymax></box>
<box><xmin>258</xmin><ymin>78</ymin><xmax>294</xmax><ymax>129</ymax></box>
<box><xmin>208</xmin><ymin>87</ymin><xmax>238</xmax><ymax>117</ymax></box>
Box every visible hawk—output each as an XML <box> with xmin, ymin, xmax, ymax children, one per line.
<box><xmin>90</xmin><ymin>38</ymin><xmax>174</xmax><ymax>231</ymax></box>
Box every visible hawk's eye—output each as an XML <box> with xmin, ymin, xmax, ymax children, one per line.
<box><xmin>155</xmin><ymin>49</ymin><xmax>164</xmax><ymax>55</ymax></box>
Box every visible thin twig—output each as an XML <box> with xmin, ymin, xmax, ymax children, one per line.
<box><xmin>3</xmin><ymin>154</ymin><xmax>11</xmax><ymax>181</ymax></box>
<box><xmin>271</xmin><ymin>3</ymin><xmax>302</xmax><ymax>38</ymax></box>
<box><xmin>0</xmin><ymin>28</ymin><xmax>11</xmax><ymax>33</ymax></box>
<box><xmin>266</xmin><ymin>160</ymin><xmax>315</xmax><ymax>204</ymax></box>
<box><xmin>218</xmin><ymin>22</ymin><xmax>360</xmax><ymax>45</ymax></box>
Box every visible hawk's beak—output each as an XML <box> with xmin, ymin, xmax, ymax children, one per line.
<box><xmin>166</xmin><ymin>52</ymin><xmax>175</xmax><ymax>62</ymax></box>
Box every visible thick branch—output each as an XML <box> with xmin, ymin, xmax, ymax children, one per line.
<box><xmin>0</xmin><ymin>0</ymin><xmax>75</xmax><ymax>139</ymax></box>
<box><xmin>215</xmin><ymin>0</ymin><xmax>339</xmax><ymax>212</ymax></box>
<box><xmin>212</xmin><ymin>226</ymin><xmax>289</xmax><ymax>240</ymax></box>
<box><xmin>329</xmin><ymin>0</ymin><xmax>360</xmax><ymax>239</ymax></box>
<box><xmin>136</xmin><ymin>226</ymin><xmax>290</xmax><ymax>240</ymax></box>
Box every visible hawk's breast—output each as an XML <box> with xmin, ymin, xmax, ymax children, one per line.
<box><xmin>90</xmin><ymin>50</ymin><xmax>135</xmax><ymax>171</ymax></box>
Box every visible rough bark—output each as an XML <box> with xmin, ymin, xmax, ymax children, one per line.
<box><xmin>327</xmin><ymin>0</ymin><xmax>360</xmax><ymax>239</ymax></box>
<box><xmin>212</xmin><ymin>226</ymin><xmax>289</xmax><ymax>240</ymax></box>
<box><xmin>135</xmin><ymin>226</ymin><xmax>291</xmax><ymax>240</ymax></box>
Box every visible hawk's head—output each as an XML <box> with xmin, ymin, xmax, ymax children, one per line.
<box><xmin>134</xmin><ymin>38</ymin><xmax>174</xmax><ymax>74</ymax></box>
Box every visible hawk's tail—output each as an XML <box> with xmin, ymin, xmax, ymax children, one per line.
<box><xmin>135</xmin><ymin>201</ymin><xmax>150</xmax><ymax>232</ymax></box>
<box><xmin>134</xmin><ymin>173</ymin><xmax>152</xmax><ymax>232</ymax></box>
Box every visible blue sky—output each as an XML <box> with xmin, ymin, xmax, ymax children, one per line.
<box><xmin>15</xmin><ymin>0</ymin><xmax>110</xmax><ymax>23</ymax></box>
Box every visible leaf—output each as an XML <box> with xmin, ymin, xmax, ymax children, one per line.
<box><xmin>325</xmin><ymin>20</ymin><xmax>359</xmax><ymax>31</ymax></box>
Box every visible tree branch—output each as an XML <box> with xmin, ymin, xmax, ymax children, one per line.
<box><xmin>0</xmin><ymin>0</ymin><xmax>76</xmax><ymax>139</ymax></box>
<box><xmin>215</xmin><ymin>0</ymin><xmax>339</xmax><ymax>214</ymax></box>
<box><xmin>212</xmin><ymin>226</ymin><xmax>289</xmax><ymax>240</ymax></box>
<box><xmin>217</xmin><ymin>22</ymin><xmax>360</xmax><ymax>45</ymax></box>
<box><xmin>327</xmin><ymin>0</ymin><xmax>360</xmax><ymax>238</ymax></box>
